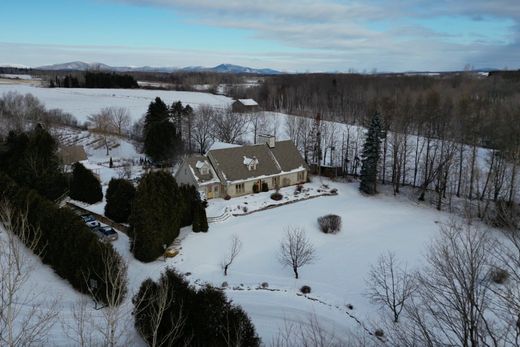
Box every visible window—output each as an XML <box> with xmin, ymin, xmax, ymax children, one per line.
<box><xmin>235</xmin><ymin>183</ymin><xmax>244</xmax><ymax>194</ymax></box>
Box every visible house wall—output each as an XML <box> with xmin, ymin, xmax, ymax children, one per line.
<box><xmin>224</xmin><ymin>169</ymin><xmax>307</xmax><ymax>198</ymax></box>
<box><xmin>174</xmin><ymin>161</ymin><xmax>198</xmax><ymax>187</ymax></box>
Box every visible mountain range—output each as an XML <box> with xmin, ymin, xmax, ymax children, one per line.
<box><xmin>35</xmin><ymin>61</ymin><xmax>281</xmax><ymax>75</ymax></box>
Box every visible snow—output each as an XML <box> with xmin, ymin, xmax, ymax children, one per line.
<box><xmin>0</xmin><ymin>84</ymin><xmax>233</xmax><ymax>123</ymax></box>
<box><xmin>195</xmin><ymin>160</ymin><xmax>206</xmax><ymax>169</ymax></box>
<box><xmin>0</xmin><ymin>74</ymin><xmax>33</xmax><ymax>80</ymax></box>
<box><xmin>208</xmin><ymin>141</ymin><xmax>242</xmax><ymax>151</ymax></box>
<box><xmin>243</xmin><ymin>155</ymin><xmax>258</xmax><ymax>166</ymax></box>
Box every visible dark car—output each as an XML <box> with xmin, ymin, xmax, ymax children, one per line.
<box><xmin>94</xmin><ymin>226</ymin><xmax>118</xmax><ymax>242</ymax></box>
<box><xmin>80</xmin><ymin>214</ymin><xmax>96</xmax><ymax>223</ymax></box>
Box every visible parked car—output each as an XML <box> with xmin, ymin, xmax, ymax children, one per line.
<box><xmin>94</xmin><ymin>226</ymin><xmax>118</xmax><ymax>242</ymax></box>
<box><xmin>85</xmin><ymin>220</ymin><xmax>101</xmax><ymax>229</ymax></box>
<box><xmin>80</xmin><ymin>214</ymin><xmax>96</xmax><ymax>223</ymax></box>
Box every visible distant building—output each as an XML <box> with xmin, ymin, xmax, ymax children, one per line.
<box><xmin>175</xmin><ymin>135</ymin><xmax>308</xmax><ymax>199</ymax></box>
<box><xmin>57</xmin><ymin>145</ymin><xmax>87</xmax><ymax>165</ymax></box>
<box><xmin>231</xmin><ymin>99</ymin><xmax>260</xmax><ymax>113</ymax></box>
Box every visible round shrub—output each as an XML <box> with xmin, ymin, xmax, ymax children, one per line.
<box><xmin>221</xmin><ymin>281</ymin><xmax>229</xmax><ymax>288</ymax></box>
<box><xmin>261</xmin><ymin>282</ymin><xmax>269</xmax><ymax>289</ymax></box>
<box><xmin>252</xmin><ymin>183</ymin><xmax>260</xmax><ymax>194</ymax></box>
<box><xmin>374</xmin><ymin>329</ymin><xmax>385</xmax><ymax>337</ymax></box>
<box><xmin>271</xmin><ymin>192</ymin><xmax>283</xmax><ymax>201</ymax></box>
<box><xmin>300</xmin><ymin>285</ymin><xmax>311</xmax><ymax>294</ymax></box>
<box><xmin>346</xmin><ymin>304</ymin><xmax>354</xmax><ymax>310</ymax></box>
<box><xmin>318</xmin><ymin>214</ymin><xmax>342</xmax><ymax>234</ymax></box>
<box><xmin>261</xmin><ymin>182</ymin><xmax>269</xmax><ymax>192</ymax></box>
<box><xmin>224</xmin><ymin>194</ymin><xmax>231</xmax><ymax>200</ymax></box>
<box><xmin>490</xmin><ymin>268</ymin><xmax>509</xmax><ymax>284</ymax></box>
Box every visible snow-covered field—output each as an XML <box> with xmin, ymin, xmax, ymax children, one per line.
<box><xmin>9</xmin><ymin>173</ymin><xmax>457</xmax><ymax>345</ymax></box>
<box><xmin>0</xmin><ymin>84</ymin><xmax>232</xmax><ymax>123</ymax></box>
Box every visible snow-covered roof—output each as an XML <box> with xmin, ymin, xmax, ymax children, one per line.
<box><xmin>243</xmin><ymin>156</ymin><xmax>258</xmax><ymax>166</ymax></box>
<box><xmin>195</xmin><ymin>160</ymin><xmax>206</xmax><ymax>169</ymax></box>
<box><xmin>238</xmin><ymin>99</ymin><xmax>258</xmax><ymax>106</ymax></box>
<box><xmin>208</xmin><ymin>141</ymin><xmax>242</xmax><ymax>152</ymax></box>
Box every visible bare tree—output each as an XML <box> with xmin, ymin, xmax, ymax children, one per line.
<box><xmin>366</xmin><ymin>252</ymin><xmax>415</xmax><ymax>323</ymax></box>
<box><xmin>279</xmin><ymin>227</ymin><xmax>316</xmax><ymax>279</ymax></box>
<box><xmin>221</xmin><ymin>234</ymin><xmax>242</xmax><ymax>276</ymax></box>
<box><xmin>212</xmin><ymin>107</ymin><xmax>249</xmax><ymax>144</ymax></box>
<box><xmin>249</xmin><ymin>111</ymin><xmax>268</xmax><ymax>144</ymax></box>
<box><xmin>192</xmin><ymin>104</ymin><xmax>216</xmax><ymax>154</ymax></box>
<box><xmin>107</xmin><ymin>106</ymin><xmax>131</xmax><ymax>135</ymax></box>
<box><xmin>117</xmin><ymin>160</ymin><xmax>132</xmax><ymax>180</ymax></box>
<box><xmin>0</xmin><ymin>202</ymin><xmax>59</xmax><ymax>346</ymax></box>
<box><xmin>85</xmin><ymin>248</ymin><xmax>129</xmax><ymax>347</ymax></box>
<box><xmin>62</xmin><ymin>298</ymin><xmax>96</xmax><ymax>347</ymax></box>
<box><xmin>88</xmin><ymin>108</ymin><xmax>115</xmax><ymax>155</ymax></box>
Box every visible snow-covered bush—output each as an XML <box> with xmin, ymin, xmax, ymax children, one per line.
<box><xmin>300</xmin><ymin>285</ymin><xmax>311</xmax><ymax>294</ymax></box>
<box><xmin>318</xmin><ymin>214</ymin><xmax>342</xmax><ymax>234</ymax></box>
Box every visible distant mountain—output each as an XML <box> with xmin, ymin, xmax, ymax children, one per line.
<box><xmin>36</xmin><ymin>61</ymin><xmax>281</xmax><ymax>75</ymax></box>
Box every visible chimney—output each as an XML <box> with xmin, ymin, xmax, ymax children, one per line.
<box><xmin>257</xmin><ymin>134</ymin><xmax>275</xmax><ymax>148</ymax></box>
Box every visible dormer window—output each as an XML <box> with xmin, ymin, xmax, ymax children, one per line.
<box><xmin>195</xmin><ymin>160</ymin><xmax>209</xmax><ymax>175</ymax></box>
<box><xmin>243</xmin><ymin>156</ymin><xmax>259</xmax><ymax>171</ymax></box>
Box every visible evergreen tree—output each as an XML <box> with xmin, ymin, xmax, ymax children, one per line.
<box><xmin>69</xmin><ymin>162</ymin><xmax>103</xmax><ymax>203</ymax></box>
<box><xmin>105</xmin><ymin>178</ymin><xmax>136</xmax><ymax>223</ymax></box>
<box><xmin>143</xmin><ymin>98</ymin><xmax>182</xmax><ymax>164</ymax></box>
<box><xmin>359</xmin><ymin>113</ymin><xmax>383</xmax><ymax>195</ymax></box>
<box><xmin>109</xmin><ymin>157</ymin><xmax>113</xmax><ymax>168</ymax></box>
<box><xmin>129</xmin><ymin>171</ymin><xmax>181</xmax><ymax>262</ymax></box>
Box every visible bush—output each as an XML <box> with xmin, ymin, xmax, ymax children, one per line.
<box><xmin>490</xmin><ymin>267</ymin><xmax>509</xmax><ymax>284</ymax></box>
<box><xmin>374</xmin><ymin>329</ymin><xmax>385</xmax><ymax>337</ymax></box>
<box><xmin>271</xmin><ymin>192</ymin><xmax>283</xmax><ymax>201</ymax></box>
<box><xmin>318</xmin><ymin>214</ymin><xmax>342</xmax><ymax>234</ymax></box>
<box><xmin>70</xmin><ymin>162</ymin><xmax>103</xmax><ymax>204</ymax></box>
<box><xmin>221</xmin><ymin>281</ymin><xmax>229</xmax><ymax>288</ymax></box>
<box><xmin>346</xmin><ymin>304</ymin><xmax>354</xmax><ymax>310</ymax></box>
<box><xmin>295</xmin><ymin>184</ymin><xmax>303</xmax><ymax>193</ymax></box>
<box><xmin>261</xmin><ymin>182</ymin><xmax>269</xmax><ymax>192</ymax></box>
<box><xmin>253</xmin><ymin>183</ymin><xmax>260</xmax><ymax>193</ymax></box>
<box><xmin>261</xmin><ymin>282</ymin><xmax>269</xmax><ymax>289</ymax></box>
<box><xmin>224</xmin><ymin>194</ymin><xmax>231</xmax><ymax>200</ymax></box>
<box><xmin>105</xmin><ymin>178</ymin><xmax>136</xmax><ymax>223</ymax></box>
<box><xmin>300</xmin><ymin>285</ymin><xmax>311</xmax><ymax>294</ymax></box>
<box><xmin>133</xmin><ymin>269</ymin><xmax>260</xmax><ymax>347</ymax></box>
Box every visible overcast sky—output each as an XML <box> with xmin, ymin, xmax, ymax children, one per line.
<box><xmin>1</xmin><ymin>0</ymin><xmax>519</xmax><ymax>72</ymax></box>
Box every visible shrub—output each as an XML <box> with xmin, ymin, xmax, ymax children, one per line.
<box><xmin>70</xmin><ymin>162</ymin><xmax>103</xmax><ymax>204</ymax></box>
<box><xmin>221</xmin><ymin>281</ymin><xmax>229</xmax><ymax>288</ymax></box>
<box><xmin>261</xmin><ymin>182</ymin><xmax>269</xmax><ymax>192</ymax></box>
<box><xmin>242</xmin><ymin>206</ymin><xmax>248</xmax><ymax>213</ymax></box>
<box><xmin>300</xmin><ymin>285</ymin><xmax>311</xmax><ymax>294</ymax></box>
<box><xmin>318</xmin><ymin>214</ymin><xmax>342</xmax><ymax>234</ymax></box>
<box><xmin>192</xmin><ymin>202</ymin><xmax>209</xmax><ymax>233</ymax></box>
<box><xmin>490</xmin><ymin>267</ymin><xmax>509</xmax><ymax>284</ymax></box>
<box><xmin>271</xmin><ymin>192</ymin><xmax>283</xmax><ymax>201</ymax></box>
<box><xmin>252</xmin><ymin>183</ymin><xmax>260</xmax><ymax>194</ymax></box>
<box><xmin>105</xmin><ymin>178</ymin><xmax>136</xmax><ymax>223</ymax></box>
<box><xmin>346</xmin><ymin>304</ymin><xmax>354</xmax><ymax>310</ymax></box>
<box><xmin>295</xmin><ymin>184</ymin><xmax>303</xmax><ymax>193</ymax></box>
<box><xmin>224</xmin><ymin>194</ymin><xmax>231</xmax><ymax>200</ymax></box>
<box><xmin>261</xmin><ymin>282</ymin><xmax>269</xmax><ymax>289</ymax></box>
<box><xmin>374</xmin><ymin>329</ymin><xmax>385</xmax><ymax>337</ymax></box>
<box><xmin>133</xmin><ymin>269</ymin><xmax>260</xmax><ymax>347</ymax></box>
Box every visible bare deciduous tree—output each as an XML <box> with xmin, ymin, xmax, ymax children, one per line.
<box><xmin>212</xmin><ymin>107</ymin><xmax>249</xmax><ymax>144</ymax></box>
<box><xmin>0</xmin><ymin>202</ymin><xmax>59</xmax><ymax>347</ymax></box>
<box><xmin>62</xmin><ymin>298</ymin><xmax>96</xmax><ymax>347</ymax></box>
<box><xmin>279</xmin><ymin>227</ymin><xmax>316</xmax><ymax>279</ymax></box>
<box><xmin>107</xmin><ymin>107</ymin><xmax>131</xmax><ymax>135</ymax></box>
<box><xmin>221</xmin><ymin>234</ymin><xmax>242</xmax><ymax>276</ymax></box>
<box><xmin>366</xmin><ymin>252</ymin><xmax>415</xmax><ymax>323</ymax></box>
<box><xmin>192</xmin><ymin>104</ymin><xmax>216</xmax><ymax>154</ymax></box>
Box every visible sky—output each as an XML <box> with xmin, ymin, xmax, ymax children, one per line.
<box><xmin>1</xmin><ymin>0</ymin><xmax>519</xmax><ymax>72</ymax></box>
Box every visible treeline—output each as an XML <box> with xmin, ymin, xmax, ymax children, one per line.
<box><xmin>0</xmin><ymin>127</ymin><xmax>127</xmax><ymax>304</ymax></box>
<box><xmin>50</xmin><ymin>71</ymin><xmax>138</xmax><ymax>89</ymax></box>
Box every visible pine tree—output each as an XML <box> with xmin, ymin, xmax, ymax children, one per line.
<box><xmin>359</xmin><ymin>113</ymin><xmax>383</xmax><ymax>195</ymax></box>
<box><xmin>199</xmin><ymin>203</ymin><xmax>208</xmax><ymax>232</ymax></box>
<box><xmin>105</xmin><ymin>178</ymin><xmax>136</xmax><ymax>223</ymax></box>
<box><xmin>109</xmin><ymin>157</ymin><xmax>113</xmax><ymax>168</ymax></box>
<box><xmin>69</xmin><ymin>162</ymin><xmax>103</xmax><ymax>203</ymax></box>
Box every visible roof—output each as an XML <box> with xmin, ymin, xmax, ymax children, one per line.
<box><xmin>237</xmin><ymin>99</ymin><xmax>258</xmax><ymax>106</ymax></box>
<box><xmin>269</xmin><ymin>140</ymin><xmax>308</xmax><ymax>172</ymax></box>
<box><xmin>58</xmin><ymin>145</ymin><xmax>87</xmax><ymax>165</ymax></box>
<box><xmin>184</xmin><ymin>154</ymin><xmax>219</xmax><ymax>184</ymax></box>
<box><xmin>207</xmin><ymin>141</ymin><xmax>242</xmax><ymax>152</ymax></box>
<box><xmin>207</xmin><ymin>140</ymin><xmax>306</xmax><ymax>182</ymax></box>
<box><xmin>208</xmin><ymin>144</ymin><xmax>280</xmax><ymax>182</ymax></box>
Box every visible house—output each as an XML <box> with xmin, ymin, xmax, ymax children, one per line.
<box><xmin>231</xmin><ymin>99</ymin><xmax>260</xmax><ymax>113</ymax></box>
<box><xmin>175</xmin><ymin>135</ymin><xmax>308</xmax><ymax>199</ymax></box>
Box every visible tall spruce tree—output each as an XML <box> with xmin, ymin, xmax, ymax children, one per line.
<box><xmin>69</xmin><ymin>162</ymin><xmax>103</xmax><ymax>203</ymax></box>
<box><xmin>359</xmin><ymin>113</ymin><xmax>383</xmax><ymax>195</ymax></box>
<box><xmin>143</xmin><ymin>97</ymin><xmax>182</xmax><ymax>164</ymax></box>
<box><xmin>105</xmin><ymin>178</ymin><xmax>136</xmax><ymax>223</ymax></box>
